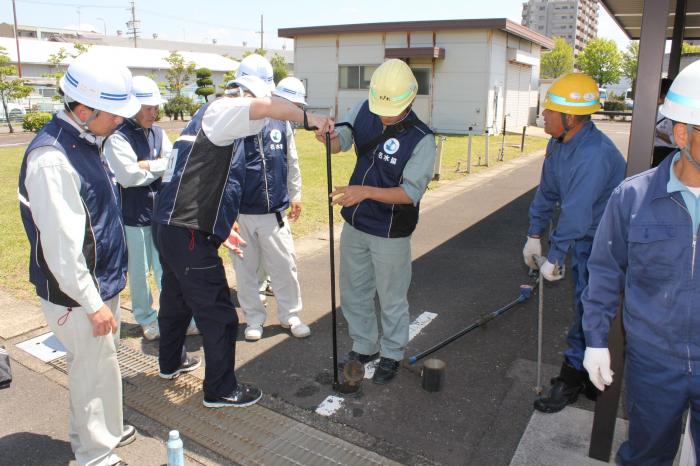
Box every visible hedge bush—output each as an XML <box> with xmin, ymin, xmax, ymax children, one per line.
<box><xmin>22</xmin><ymin>112</ymin><xmax>52</xmax><ymax>132</ymax></box>
<box><xmin>603</xmin><ymin>100</ymin><xmax>626</xmax><ymax>112</ymax></box>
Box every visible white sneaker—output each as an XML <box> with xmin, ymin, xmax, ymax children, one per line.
<box><xmin>244</xmin><ymin>325</ymin><xmax>263</xmax><ymax>341</ymax></box>
<box><xmin>281</xmin><ymin>316</ymin><xmax>311</xmax><ymax>338</ymax></box>
<box><xmin>186</xmin><ymin>319</ymin><xmax>200</xmax><ymax>336</ymax></box>
<box><xmin>142</xmin><ymin>321</ymin><xmax>160</xmax><ymax>341</ymax></box>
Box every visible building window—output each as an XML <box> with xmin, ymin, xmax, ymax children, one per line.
<box><xmin>339</xmin><ymin>65</ymin><xmax>377</xmax><ymax>90</ymax></box>
<box><xmin>411</xmin><ymin>68</ymin><xmax>430</xmax><ymax>96</ymax></box>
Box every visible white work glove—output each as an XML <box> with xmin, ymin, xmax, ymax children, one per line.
<box><xmin>583</xmin><ymin>347</ymin><xmax>614</xmax><ymax>391</ymax></box>
<box><xmin>539</xmin><ymin>260</ymin><xmax>565</xmax><ymax>281</ymax></box>
<box><xmin>523</xmin><ymin>236</ymin><xmax>542</xmax><ymax>269</ymax></box>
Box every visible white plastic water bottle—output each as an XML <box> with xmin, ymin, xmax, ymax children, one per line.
<box><xmin>166</xmin><ymin>430</ymin><xmax>184</xmax><ymax>466</ymax></box>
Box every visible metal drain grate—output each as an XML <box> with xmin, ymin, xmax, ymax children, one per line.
<box><xmin>51</xmin><ymin>345</ymin><xmax>399</xmax><ymax>466</ymax></box>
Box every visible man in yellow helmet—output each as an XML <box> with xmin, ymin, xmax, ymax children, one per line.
<box><xmin>522</xmin><ymin>72</ymin><xmax>626</xmax><ymax>412</ymax></box>
<box><xmin>320</xmin><ymin>59</ymin><xmax>436</xmax><ymax>384</ymax></box>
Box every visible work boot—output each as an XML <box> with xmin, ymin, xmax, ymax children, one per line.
<box><xmin>533</xmin><ymin>361</ymin><xmax>586</xmax><ymax>413</ymax></box>
<box><xmin>372</xmin><ymin>357</ymin><xmax>400</xmax><ymax>385</ymax></box>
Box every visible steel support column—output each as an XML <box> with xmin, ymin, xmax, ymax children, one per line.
<box><xmin>626</xmin><ymin>0</ymin><xmax>671</xmax><ymax>176</ymax></box>
<box><xmin>668</xmin><ymin>0</ymin><xmax>687</xmax><ymax>80</ymax></box>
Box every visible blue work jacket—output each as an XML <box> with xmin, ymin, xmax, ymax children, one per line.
<box><xmin>583</xmin><ymin>154</ymin><xmax>700</xmax><ymax>363</ymax></box>
<box><xmin>528</xmin><ymin>121</ymin><xmax>626</xmax><ymax>265</ymax></box>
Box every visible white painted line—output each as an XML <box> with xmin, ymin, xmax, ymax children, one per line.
<box><xmin>408</xmin><ymin>311</ymin><xmax>438</xmax><ymax>341</ymax></box>
<box><xmin>315</xmin><ymin>395</ymin><xmax>344</xmax><ymax>416</ymax></box>
<box><xmin>315</xmin><ymin>311</ymin><xmax>440</xmax><ymax>417</ymax></box>
<box><xmin>16</xmin><ymin>332</ymin><xmax>66</xmax><ymax>362</ymax></box>
<box><xmin>0</xmin><ymin>142</ymin><xmax>28</xmax><ymax>148</ymax></box>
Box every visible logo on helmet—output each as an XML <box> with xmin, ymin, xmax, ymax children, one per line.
<box><xmin>384</xmin><ymin>138</ymin><xmax>400</xmax><ymax>155</ymax></box>
<box><xmin>270</xmin><ymin>129</ymin><xmax>282</xmax><ymax>143</ymax></box>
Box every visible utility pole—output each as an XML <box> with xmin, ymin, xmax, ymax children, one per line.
<box><xmin>11</xmin><ymin>0</ymin><xmax>22</xmax><ymax>77</ymax></box>
<box><xmin>257</xmin><ymin>15</ymin><xmax>264</xmax><ymax>50</ymax></box>
<box><xmin>126</xmin><ymin>1</ymin><xmax>140</xmax><ymax>48</ymax></box>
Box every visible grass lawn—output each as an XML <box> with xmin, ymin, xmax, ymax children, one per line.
<box><xmin>3</xmin><ymin>129</ymin><xmax>547</xmax><ymax>299</ymax></box>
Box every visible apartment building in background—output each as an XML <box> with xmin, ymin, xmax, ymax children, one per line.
<box><xmin>521</xmin><ymin>0</ymin><xmax>598</xmax><ymax>55</ymax></box>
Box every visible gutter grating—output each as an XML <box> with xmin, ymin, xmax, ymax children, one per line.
<box><xmin>51</xmin><ymin>344</ymin><xmax>400</xmax><ymax>466</ymax></box>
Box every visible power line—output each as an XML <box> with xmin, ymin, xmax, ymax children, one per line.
<box><xmin>16</xmin><ymin>0</ymin><xmax>124</xmax><ymax>8</ymax></box>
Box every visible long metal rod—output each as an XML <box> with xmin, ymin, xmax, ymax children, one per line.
<box><xmin>408</xmin><ymin>284</ymin><xmax>534</xmax><ymax>364</ymax></box>
<box><xmin>325</xmin><ymin>131</ymin><xmax>339</xmax><ymax>387</ymax></box>
<box><xmin>536</xmin><ymin>270</ymin><xmax>544</xmax><ymax>394</ymax></box>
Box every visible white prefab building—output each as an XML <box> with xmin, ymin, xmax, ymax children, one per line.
<box><xmin>279</xmin><ymin>19</ymin><xmax>553</xmax><ymax>134</ymax></box>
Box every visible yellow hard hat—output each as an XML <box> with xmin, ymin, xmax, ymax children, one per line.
<box><xmin>368</xmin><ymin>59</ymin><xmax>418</xmax><ymax>117</ymax></box>
<box><xmin>543</xmin><ymin>72</ymin><xmax>601</xmax><ymax>116</ymax></box>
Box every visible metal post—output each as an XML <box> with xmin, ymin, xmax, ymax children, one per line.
<box><xmin>625</xmin><ymin>0</ymin><xmax>671</xmax><ymax>176</ymax></box>
<box><xmin>668</xmin><ymin>0</ymin><xmax>687</xmax><ymax>80</ymax></box>
<box><xmin>589</xmin><ymin>0</ymin><xmax>672</xmax><ymax>461</ymax></box>
<box><xmin>521</xmin><ymin>126</ymin><xmax>527</xmax><ymax>152</ymax></box>
<box><xmin>467</xmin><ymin>126</ymin><xmax>473</xmax><ymax>174</ymax></box>
<box><xmin>484</xmin><ymin>128</ymin><xmax>490</xmax><ymax>167</ymax></box>
<box><xmin>433</xmin><ymin>135</ymin><xmax>446</xmax><ymax>181</ymax></box>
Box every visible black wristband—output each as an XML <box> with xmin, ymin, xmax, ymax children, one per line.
<box><xmin>303</xmin><ymin>110</ymin><xmax>309</xmax><ymax>130</ymax></box>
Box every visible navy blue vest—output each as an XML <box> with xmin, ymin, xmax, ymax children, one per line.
<box><xmin>18</xmin><ymin>115</ymin><xmax>127</xmax><ymax>306</ymax></box>
<box><xmin>113</xmin><ymin>119</ymin><xmax>164</xmax><ymax>227</ymax></box>
<box><xmin>341</xmin><ymin>100</ymin><xmax>433</xmax><ymax>238</ymax></box>
<box><xmin>153</xmin><ymin>102</ymin><xmax>245</xmax><ymax>242</ymax></box>
<box><xmin>239</xmin><ymin>119</ymin><xmax>290</xmax><ymax>215</ymax></box>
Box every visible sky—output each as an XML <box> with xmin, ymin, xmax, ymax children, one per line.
<box><xmin>3</xmin><ymin>0</ymin><xmax>630</xmax><ymax>51</ymax></box>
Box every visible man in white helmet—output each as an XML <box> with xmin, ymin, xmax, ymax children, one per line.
<box><xmin>319</xmin><ymin>59</ymin><xmax>436</xmax><ymax>385</ymax></box>
<box><xmin>582</xmin><ymin>60</ymin><xmax>700</xmax><ymax>463</ymax></box>
<box><xmin>227</xmin><ymin>75</ymin><xmax>310</xmax><ymax>341</ymax></box>
<box><xmin>18</xmin><ymin>53</ymin><xmax>140</xmax><ymax>466</ymax></box>
<box><xmin>104</xmin><ymin>76</ymin><xmax>200</xmax><ymax>343</ymax></box>
<box><xmin>152</xmin><ymin>57</ymin><xmax>333</xmax><ymax>408</ymax></box>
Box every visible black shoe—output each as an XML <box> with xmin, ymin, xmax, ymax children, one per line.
<box><xmin>117</xmin><ymin>424</ymin><xmax>136</xmax><ymax>447</ymax></box>
<box><xmin>372</xmin><ymin>357</ymin><xmax>400</xmax><ymax>385</ymax></box>
<box><xmin>203</xmin><ymin>383</ymin><xmax>262</xmax><ymax>408</ymax></box>
<box><xmin>347</xmin><ymin>351</ymin><xmax>379</xmax><ymax>364</ymax></box>
<box><xmin>533</xmin><ymin>361</ymin><xmax>586</xmax><ymax>413</ymax></box>
<box><xmin>159</xmin><ymin>356</ymin><xmax>201</xmax><ymax>380</ymax></box>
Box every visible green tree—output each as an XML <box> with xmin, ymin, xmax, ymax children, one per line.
<box><xmin>194</xmin><ymin>67</ymin><xmax>215</xmax><ymax>100</ymax></box>
<box><xmin>576</xmin><ymin>38</ymin><xmax>622</xmax><ymax>88</ymax></box>
<box><xmin>164</xmin><ymin>51</ymin><xmax>195</xmax><ymax>97</ymax></box>
<box><xmin>540</xmin><ymin>37</ymin><xmax>574</xmax><ymax>79</ymax></box>
<box><xmin>270</xmin><ymin>53</ymin><xmax>288</xmax><ymax>84</ymax></box>
<box><xmin>220</xmin><ymin>69</ymin><xmax>236</xmax><ymax>91</ymax></box>
<box><xmin>0</xmin><ymin>46</ymin><xmax>32</xmax><ymax>133</ymax></box>
<box><xmin>621</xmin><ymin>41</ymin><xmax>639</xmax><ymax>94</ymax></box>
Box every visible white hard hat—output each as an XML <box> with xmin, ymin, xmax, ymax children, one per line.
<box><xmin>661</xmin><ymin>60</ymin><xmax>700</xmax><ymax>125</ymax></box>
<box><xmin>224</xmin><ymin>79</ymin><xmax>239</xmax><ymax>95</ymax></box>
<box><xmin>233</xmin><ymin>75</ymin><xmax>271</xmax><ymax>98</ymax></box>
<box><xmin>236</xmin><ymin>54</ymin><xmax>274</xmax><ymax>91</ymax></box>
<box><xmin>131</xmin><ymin>76</ymin><xmax>166</xmax><ymax>105</ymax></box>
<box><xmin>59</xmin><ymin>53</ymin><xmax>140</xmax><ymax>118</ymax></box>
<box><xmin>273</xmin><ymin>77</ymin><xmax>306</xmax><ymax>105</ymax></box>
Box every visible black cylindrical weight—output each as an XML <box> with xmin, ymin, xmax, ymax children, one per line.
<box><xmin>421</xmin><ymin>358</ymin><xmax>446</xmax><ymax>392</ymax></box>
